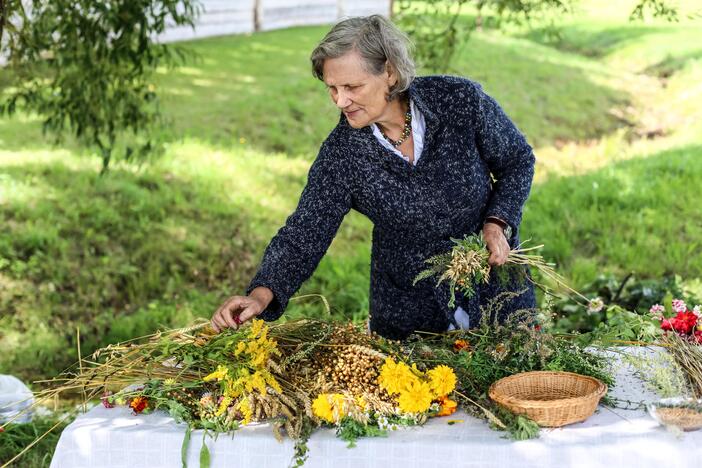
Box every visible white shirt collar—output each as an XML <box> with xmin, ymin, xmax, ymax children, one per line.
<box><xmin>371</xmin><ymin>100</ymin><xmax>425</xmax><ymax>166</ymax></box>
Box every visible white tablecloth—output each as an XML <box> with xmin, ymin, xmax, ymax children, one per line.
<box><xmin>50</xmin><ymin>348</ymin><xmax>702</xmax><ymax>468</ymax></box>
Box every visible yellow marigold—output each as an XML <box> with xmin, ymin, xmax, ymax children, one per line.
<box><xmin>397</xmin><ymin>380</ymin><xmax>434</xmax><ymax>414</ymax></box>
<box><xmin>203</xmin><ymin>365</ymin><xmax>229</xmax><ymax>382</ymax></box>
<box><xmin>427</xmin><ymin>365</ymin><xmax>457</xmax><ymax>398</ymax></box>
<box><xmin>312</xmin><ymin>394</ymin><xmax>335</xmax><ymax>423</ymax></box>
<box><xmin>312</xmin><ymin>393</ymin><xmax>346</xmax><ymax>423</ymax></box>
<box><xmin>378</xmin><ymin>358</ymin><xmax>416</xmax><ymax>395</ymax></box>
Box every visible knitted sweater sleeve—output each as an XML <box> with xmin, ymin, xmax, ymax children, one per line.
<box><xmin>246</xmin><ymin>142</ymin><xmax>352</xmax><ymax>321</ymax></box>
<box><xmin>472</xmin><ymin>83</ymin><xmax>535</xmax><ymax>231</ymax></box>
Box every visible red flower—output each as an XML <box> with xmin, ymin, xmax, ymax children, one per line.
<box><xmin>453</xmin><ymin>340</ymin><xmax>470</xmax><ymax>352</ymax></box>
<box><xmin>661</xmin><ymin>317</ymin><xmax>674</xmax><ymax>331</ymax></box>
<box><xmin>674</xmin><ymin>311</ymin><xmax>698</xmax><ymax>335</ymax></box>
<box><xmin>661</xmin><ymin>311</ymin><xmax>699</xmax><ymax>335</ymax></box>
<box><xmin>0</xmin><ymin>426</ymin><xmax>4</xmax><ymax>433</ymax></box>
<box><xmin>129</xmin><ymin>396</ymin><xmax>148</xmax><ymax>414</ymax></box>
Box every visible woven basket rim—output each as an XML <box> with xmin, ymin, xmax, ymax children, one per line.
<box><xmin>488</xmin><ymin>371</ymin><xmax>607</xmax><ymax>408</ymax></box>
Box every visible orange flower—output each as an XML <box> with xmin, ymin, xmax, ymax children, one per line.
<box><xmin>437</xmin><ymin>396</ymin><xmax>458</xmax><ymax>417</ymax></box>
<box><xmin>129</xmin><ymin>396</ymin><xmax>148</xmax><ymax>414</ymax></box>
<box><xmin>453</xmin><ymin>339</ymin><xmax>470</xmax><ymax>352</ymax></box>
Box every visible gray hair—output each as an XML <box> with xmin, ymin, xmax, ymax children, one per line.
<box><xmin>310</xmin><ymin>15</ymin><xmax>416</xmax><ymax>101</ymax></box>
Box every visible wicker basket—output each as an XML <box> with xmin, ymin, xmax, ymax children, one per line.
<box><xmin>488</xmin><ymin>371</ymin><xmax>607</xmax><ymax>427</ymax></box>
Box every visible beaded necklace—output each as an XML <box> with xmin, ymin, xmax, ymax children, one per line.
<box><xmin>379</xmin><ymin>108</ymin><xmax>412</xmax><ymax>148</ymax></box>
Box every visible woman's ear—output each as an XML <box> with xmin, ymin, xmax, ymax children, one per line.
<box><xmin>385</xmin><ymin>61</ymin><xmax>398</xmax><ymax>87</ymax></box>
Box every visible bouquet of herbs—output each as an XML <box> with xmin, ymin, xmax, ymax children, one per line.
<box><xmin>413</xmin><ymin>234</ymin><xmax>591</xmax><ymax>309</ymax></box>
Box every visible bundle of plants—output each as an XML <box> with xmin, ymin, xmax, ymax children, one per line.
<box><xmin>6</xmin><ymin>319</ymin><xmax>463</xmax><ymax>466</ymax></box>
<box><xmin>4</xmin><ymin>299</ymin><xmax>614</xmax><ymax>466</ymax></box>
<box><xmin>662</xmin><ymin>332</ymin><xmax>702</xmax><ymax>399</ymax></box>
<box><xmin>413</xmin><ymin>234</ymin><xmax>593</xmax><ymax>309</ymax></box>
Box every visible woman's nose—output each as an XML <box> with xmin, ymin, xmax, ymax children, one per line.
<box><xmin>334</xmin><ymin>90</ymin><xmax>351</xmax><ymax>109</ymax></box>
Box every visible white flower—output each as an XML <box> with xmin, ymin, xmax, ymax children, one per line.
<box><xmin>693</xmin><ymin>305</ymin><xmax>701</xmax><ymax>317</ymax></box>
<box><xmin>672</xmin><ymin>299</ymin><xmax>687</xmax><ymax>313</ymax></box>
<box><xmin>587</xmin><ymin>297</ymin><xmax>604</xmax><ymax>315</ymax></box>
<box><xmin>649</xmin><ymin>304</ymin><xmax>665</xmax><ymax>319</ymax></box>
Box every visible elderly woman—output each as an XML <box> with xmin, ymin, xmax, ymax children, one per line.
<box><xmin>211</xmin><ymin>15</ymin><xmax>536</xmax><ymax>339</ymax></box>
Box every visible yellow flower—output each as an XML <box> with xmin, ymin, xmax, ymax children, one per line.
<box><xmin>397</xmin><ymin>380</ymin><xmax>434</xmax><ymax>414</ymax></box>
<box><xmin>378</xmin><ymin>358</ymin><xmax>416</xmax><ymax>395</ymax></box>
<box><xmin>427</xmin><ymin>365</ymin><xmax>457</xmax><ymax>398</ymax></box>
<box><xmin>249</xmin><ymin>346</ymin><xmax>268</xmax><ymax>367</ymax></box>
<box><xmin>203</xmin><ymin>365</ymin><xmax>229</xmax><ymax>382</ymax></box>
<box><xmin>312</xmin><ymin>393</ymin><xmax>346</xmax><ymax>423</ymax></box>
<box><xmin>249</xmin><ymin>319</ymin><xmax>264</xmax><ymax>338</ymax></box>
<box><xmin>312</xmin><ymin>394</ymin><xmax>335</xmax><ymax>423</ymax></box>
<box><xmin>244</xmin><ymin>371</ymin><xmax>267</xmax><ymax>395</ymax></box>
<box><xmin>236</xmin><ymin>398</ymin><xmax>253</xmax><ymax>425</ymax></box>
<box><xmin>215</xmin><ymin>396</ymin><xmax>232</xmax><ymax>417</ymax></box>
<box><xmin>234</xmin><ymin>341</ymin><xmax>246</xmax><ymax>356</ymax></box>
<box><xmin>263</xmin><ymin>370</ymin><xmax>282</xmax><ymax>394</ymax></box>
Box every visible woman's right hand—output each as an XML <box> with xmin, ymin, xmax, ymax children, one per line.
<box><xmin>210</xmin><ymin>287</ymin><xmax>273</xmax><ymax>333</ymax></box>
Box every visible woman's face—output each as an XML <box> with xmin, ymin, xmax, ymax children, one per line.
<box><xmin>322</xmin><ymin>50</ymin><xmax>397</xmax><ymax>129</ymax></box>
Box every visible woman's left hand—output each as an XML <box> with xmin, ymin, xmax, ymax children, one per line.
<box><xmin>482</xmin><ymin>222</ymin><xmax>510</xmax><ymax>266</ymax></box>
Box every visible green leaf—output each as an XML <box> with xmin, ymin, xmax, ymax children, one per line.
<box><xmin>199</xmin><ymin>433</ymin><xmax>211</xmax><ymax>468</ymax></box>
<box><xmin>181</xmin><ymin>425</ymin><xmax>191</xmax><ymax>468</ymax></box>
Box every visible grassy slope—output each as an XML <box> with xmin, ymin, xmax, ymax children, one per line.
<box><xmin>1</xmin><ymin>13</ymin><xmax>702</xmax><ymax>386</ymax></box>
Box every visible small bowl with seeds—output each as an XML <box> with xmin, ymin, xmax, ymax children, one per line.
<box><xmin>648</xmin><ymin>397</ymin><xmax>702</xmax><ymax>432</ymax></box>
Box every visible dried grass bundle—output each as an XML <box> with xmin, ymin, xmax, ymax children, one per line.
<box><xmin>663</xmin><ymin>333</ymin><xmax>702</xmax><ymax>398</ymax></box>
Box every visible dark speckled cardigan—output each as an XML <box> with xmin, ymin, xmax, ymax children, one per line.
<box><xmin>247</xmin><ymin>75</ymin><xmax>536</xmax><ymax>340</ymax></box>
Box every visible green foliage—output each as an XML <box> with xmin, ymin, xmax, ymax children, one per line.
<box><xmin>549</xmin><ymin>274</ymin><xmax>700</xmax><ymax>334</ymax></box>
<box><xmin>395</xmin><ymin>0</ymin><xmax>681</xmax><ymax>72</ymax></box>
<box><xmin>336</xmin><ymin>418</ymin><xmax>388</xmax><ymax>448</ymax></box>
<box><xmin>629</xmin><ymin>0</ymin><xmax>679</xmax><ymax>21</ymax></box>
<box><xmin>492</xmin><ymin>407</ymin><xmax>540</xmax><ymax>440</ymax></box>
<box><xmin>0</xmin><ymin>0</ymin><xmax>201</xmax><ymax>172</ymax></box>
<box><xmin>0</xmin><ymin>416</ymin><xmax>70</xmax><ymax>467</ymax></box>
<box><xmin>395</xmin><ymin>0</ymin><xmax>574</xmax><ymax>72</ymax></box>
<box><xmin>395</xmin><ymin>0</ymin><xmax>473</xmax><ymax>73</ymax></box>
<box><xmin>622</xmin><ymin>350</ymin><xmax>690</xmax><ymax>398</ymax></box>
